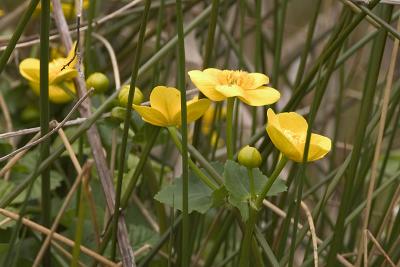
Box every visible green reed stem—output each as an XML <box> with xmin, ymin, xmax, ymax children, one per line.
<box><xmin>239</xmin><ymin>156</ymin><xmax>287</xmax><ymax>267</ymax></box>
<box><xmin>272</xmin><ymin>0</ymin><xmax>287</xmax><ymax>89</ymax></box>
<box><xmin>151</xmin><ymin>0</ymin><xmax>165</xmax><ymax>87</ymax></box>
<box><xmin>255</xmin><ymin>156</ymin><xmax>288</xmax><ymax>208</ymax></box>
<box><xmin>168</xmin><ymin>127</ymin><xmax>219</xmax><ymax>190</ymax></box>
<box><xmin>192</xmin><ymin>0</ymin><xmax>220</xmax><ymax>150</ymax></box>
<box><xmin>0</xmin><ymin>0</ymin><xmax>40</xmax><ymax>75</ymax></box>
<box><xmin>111</xmin><ymin>0</ymin><xmax>151</xmax><ymax>261</ymax></box>
<box><xmin>0</xmin><ymin>2</ymin><xmax>213</xmax><ymax>212</ymax></box>
<box><xmin>71</xmin><ymin>184</ymin><xmax>85</xmax><ymax>267</ymax></box>
<box><xmin>39</xmin><ymin>0</ymin><xmax>51</xmax><ymax>265</ymax></box>
<box><xmin>238</xmin><ymin>207</ymin><xmax>258</xmax><ymax>267</ymax></box>
<box><xmin>293</xmin><ymin>0</ymin><xmax>322</xmax><ymax>88</ymax></box>
<box><xmin>326</xmin><ymin>6</ymin><xmax>392</xmax><ymax>265</ymax></box>
<box><xmin>226</xmin><ymin>97</ymin><xmax>235</xmax><ymax>160</ymax></box>
<box><xmin>84</xmin><ymin>0</ymin><xmax>97</xmax><ymax>75</ymax></box>
<box><xmin>175</xmin><ymin>1</ymin><xmax>190</xmax><ymax>265</ymax></box>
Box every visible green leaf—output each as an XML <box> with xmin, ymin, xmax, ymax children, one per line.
<box><xmin>223</xmin><ymin>160</ymin><xmax>287</xmax><ymax>219</ymax></box>
<box><xmin>155</xmin><ymin>170</ymin><xmax>214</xmax><ymax>214</ymax></box>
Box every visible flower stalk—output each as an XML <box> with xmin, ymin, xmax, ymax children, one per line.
<box><xmin>39</xmin><ymin>0</ymin><xmax>51</xmax><ymax>266</ymax></box>
<box><xmin>226</xmin><ymin>97</ymin><xmax>235</xmax><ymax>159</ymax></box>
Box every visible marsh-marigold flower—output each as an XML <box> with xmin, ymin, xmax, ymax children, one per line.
<box><xmin>266</xmin><ymin>109</ymin><xmax>331</xmax><ymax>162</ymax></box>
<box><xmin>19</xmin><ymin>43</ymin><xmax>77</xmax><ymax>103</ymax></box>
<box><xmin>133</xmin><ymin>86</ymin><xmax>211</xmax><ymax>127</ymax></box>
<box><xmin>188</xmin><ymin>68</ymin><xmax>280</xmax><ymax>106</ymax></box>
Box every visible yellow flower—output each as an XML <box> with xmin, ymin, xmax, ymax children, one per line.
<box><xmin>19</xmin><ymin>43</ymin><xmax>77</xmax><ymax>104</ymax></box>
<box><xmin>0</xmin><ymin>9</ymin><xmax>4</xmax><ymax>16</ymax></box>
<box><xmin>133</xmin><ymin>86</ymin><xmax>211</xmax><ymax>127</ymax></box>
<box><xmin>34</xmin><ymin>0</ymin><xmax>89</xmax><ymax>18</ymax></box>
<box><xmin>188</xmin><ymin>68</ymin><xmax>280</xmax><ymax>106</ymax></box>
<box><xmin>266</xmin><ymin>109</ymin><xmax>331</xmax><ymax>162</ymax></box>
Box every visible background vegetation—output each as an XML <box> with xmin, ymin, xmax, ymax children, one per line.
<box><xmin>0</xmin><ymin>0</ymin><xmax>400</xmax><ymax>266</ymax></box>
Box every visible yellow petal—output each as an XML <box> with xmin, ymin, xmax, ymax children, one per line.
<box><xmin>188</xmin><ymin>70</ymin><xmax>226</xmax><ymax>101</ymax></box>
<box><xmin>19</xmin><ymin>58</ymin><xmax>40</xmax><ymax>82</ymax></box>
<box><xmin>266</xmin><ymin>123</ymin><xmax>302</xmax><ymax>162</ymax></box>
<box><xmin>307</xmin><ymin>133</ymin><xmax>332</xmax><ymax>161</ymax></box>
<box><xmin>29</xmin><ymin>82</ymin><xmax>76</xmax><ymax>104</ymax></box>
<box><xmin>49</xmin><ymin>83</ymin><xmax>76</xmax><ymax>103</ymax></box>
<box><xmin>172</xmin><ymin>98</ymin><xmax>211</xmax><ymax>125</ymax></box>
<box><xmin>52</xmin><ymin>67</ymin><xmax>78</xmax><ymax>84</ymax></box>
<box><xmin>203</xmin><ymin>68</ymin><xmax>222</xmax><ymax>78</ymax></box>
<box><xmin>248</xmin><ymin>73</ymin><xmax>269</xmax><ymax>89</ymax></box>
<box><xmin>133</xmin><ymin>105</ymin><xmax>170</xmax><ymax>127</ymax></box>
<box><xmin>239</xmin><ymin>87</ymin><xmax>280</xmax><ymax>106</ymax></box>
<box><xmin>215</xmin><ymin>85</ymin><xmax>244</xmax><ymax>98</ymax></box>
<box><xmin>276</xmin><ymin>110</ymin><xmax>308</xmax><ymax>134</ymax></box>
<box><xmin>150</xmin><ymin>86</ymin><xmax>181</xmax><ymax>122</ymax></box>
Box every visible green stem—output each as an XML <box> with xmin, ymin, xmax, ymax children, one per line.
<box><xmin>0</xmin><ymin>3</ymin><xmax>215</xmax><ymax>212</ymax></box>
<box><xmin>248</xmin><ymin>168</ymin><xmax>256</xmax><ymax>201</ymax></box>
<box><xmin>238</xmin><ymin>208</ymin><xmax>258</xmax><ymax>267</ymax></box>
<box><xmin>71</xmin><ymin>184</ymin><xmax>85</xmax><ymax>267</ymax></box>
<box><xmin>168</xmin><ymin>127</ymin><xmax>218</xmax><ymax>190</ymax></box>
<box><xmin>40</xmin><ymin>0</ymin><xmax>51</xmax><ymax>266</ymax></box>
<box><xmin>84</xmin><ymin>0</ymin><xmax>97</xmax><ymax>75</ymax></box>
<box><xmin>0</xmin><ymin>0</ymin><xmax>40</xmax><ymax>75</ymax></box>
<box><xmin>226</xmin><ymin>97</ymin><xmax>235</xmax><ymax>160</ymax></box>
<box><xmin>175</xmin><ymin>0</ymin><xmax>189</xmax><ymax>266</ymax></box>
<box><xmin>111</xmin><ymin>0</ymin><xmax>152</xmax><ymax>261</ymax></box>
<box><xmin>255</xmin><ymin>156</ymin><xmax>288</xmax><ymax>209</ymax></box>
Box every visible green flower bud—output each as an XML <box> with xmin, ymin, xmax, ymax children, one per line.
<box><xmin>110</xmin><ymin>107</ymin><xmax>127</xmax><ymax>121</ymax></box>
<box><xmin>118</xmin><ymin>85</ymin><xmax>144</xmax><ymax>106</ymax></box>
<box><xmin>238</xmin><ymin>145</ymin><xmax>262</xmax><ymax>168</ymax></box>
<box><xmin>86</xmin><ymin>72</ymin><xmax>110</xmax><ymax>93</ymax></box>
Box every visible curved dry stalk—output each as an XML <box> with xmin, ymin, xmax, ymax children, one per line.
<box><xmin>50</xmin><ymin>240</ymin><xmax>87</xmax><ymax>267</ymax></box>
<box><xmin>262</xmin><ymin>200</ymin><xmax>351</xmax><ymax>265</ymax></box>
<box><xmin>0</xmin><ymin>208</ymin><xmax>118</xmax><ymax>266</ymax></box>
<box><xmin>0</xmin><ymin>89</ymin><xmax>93</xmax><ymax>162</ymax></box>
<box><xmin>366</xmin><ymin>230</ymin><xmax>395</xmax><ymax>267</ymax></box>
<box><xmin>356</xmin><ymin>16</ymin><xmax>400</xmax><ymax>267</ymax></box>
<box><xmin>50</xmin><ymin>1</ymin><xmax>135</xmax><ymax>264</ymax></box>
<box><xmin>0</xmin><ymin>117</ymin><xmax>89</xmax><ymax>139</ymax></box>
<box><xmin>92</xmin><ymin>33</ymin><xmax>121</xmax><ymax>89</ymax></box>
<box><xmin>0</xmin><ymin>132</ymin><xmax>40</xmax><ymax>179</ymax></box>
<box><xmin>132</xmin><ymin>194</ymin><xmax>159</xmax><ymax>233</ymax></box>
<box><xmin>82</xmin><ymin>169</ymin><xmax>101</xmax><ymax>248</ymax></box>
<box><xmin>0</xmin><ymin>0</ymin><xmax>143</xmax><ymax>51</ymax></box>
<box><xmin>300</xmin><ymin>201</ymin><xmax>319</xmax><ymax>267</ymax></box>
<box><xmin>32</xmin><ymin>160</ymin><xmax>93</xmax><ymax>267</ymax></box>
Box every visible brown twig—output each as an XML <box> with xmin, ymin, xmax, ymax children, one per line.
<box><xmin>0</xmin><ymin>89</ymin><xmax>93</xmax><ymax>162</ymax></box>
<box><xmin>32</xmin><ymin>159</ymin><xmax>93</xmax><ymax>267</ymax></box>
<box><xmin>50</xmin><ymin>0</ymin><xmax>135</xmax><ymax>265</ymax></box>
<box><xmin>366</xmin><ymin>230</ymin><xmax>396</xmax><ymax>267</ymax></box>
<box><xmin>356</xmin><ymin>16</ymin><xmax>400</xmax><ymax>267</ymax></box>
<box><xmin>0</xmin><ymin>208</ymin><xmax>118</xmax><ymax>266</ymax></box>
<box><xmin>0</xmin><ymin>132</ymin><xmax>40</xmax><ymax>179</ymax></box>
<box><xmin>300</xmin><ymin>201</ymin><xmax>319</xmax><ymax>267</ymax></box>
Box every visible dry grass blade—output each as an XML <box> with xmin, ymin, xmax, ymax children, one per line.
<box><xmin>0</xmin><ymin>208</ymin><xmax>118</xmax><ymax>266</ymax></box>
<box><xmin>0</xmin><ymin>89</ymin><xmax>93</xmax><ymax>162</ymax></box>
<box><xmin>356</xmin><ymin>16</ymin><xmax>400</xmax><ymax>266</ymax></box>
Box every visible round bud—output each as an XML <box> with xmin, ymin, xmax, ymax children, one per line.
<box><xmin>118</xmin><ymin>85</ymin><xmax>144</xmax><ymax>106</ymax></box>
<box><xmin>238</xmin><ymin>145</ymin><xmax>262</xmax><ymax>168</ymax></box>
<box><xmin>86</xmin><ymin>72</ymin><xmax>110</xmax><ymax>93</ymax></box>
<box><xmin>110</xmin><ymin>107</ymin><xmax>127</xmax><ymax>121</ymax></box>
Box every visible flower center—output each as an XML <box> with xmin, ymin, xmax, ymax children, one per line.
<box><xmin>283</xmin><ymin>129</ymin><xmax>305</xmax><ymax>146</ymax></box>
<box><xmin>219</xmin><ymin>70</ymin><xmax>253</xmax><ymax>87</ymax></box>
